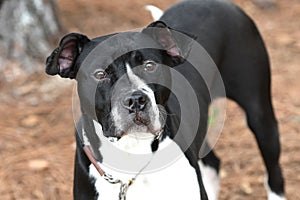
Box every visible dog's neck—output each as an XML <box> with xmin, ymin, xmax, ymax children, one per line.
<box><xmin>111</xmin><ymin>133</ymin><xmax>156</xmax><ymax>154</ymax></box>
<box><xmin>88</xmin><ymin>120</ymin><xmax>166</xmax><ymax>181</ymax></box>
<box><xmin>88</xmin><ymin>120</ymin><xmax>166</xmax><ymax>169</ymax></box>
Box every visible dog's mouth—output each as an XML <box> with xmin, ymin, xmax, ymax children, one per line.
<box><xmin>112</xmin><ymin>110</ymin><xmax>164</xmax><ymax>141</ymax></box>
<box><xmin>104</xmin><ymin>103</ymin><xmax>166</xmax><ymax>153</ymax></box>
<box><xmin>117</xmin><ymin>115</ymin><xmax>155</xmax><ymax>138</ymax></box>
<box><xmin>133</xmin><ymin>112</ymin><xmax>151</xmax><ymax>126</ymax></box>
<box><xmin>112</xmin><ymin>115</ymin><xmax>164</xmax><ymax>154</ymax></box>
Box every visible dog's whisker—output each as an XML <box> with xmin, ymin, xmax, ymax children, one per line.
<box><xmin>158</xmin><ymin>107</ymin><xmax>175</xmax><ymax>116</ymax></box>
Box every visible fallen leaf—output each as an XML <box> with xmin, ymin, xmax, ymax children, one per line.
<box><xmin>21</xmin><ymin>115</ymin><xmax>39</xmax><ymax>128</ymax></box>
<box><xmin>240</xmin><ymin>182</ymin><xmax>253</xmax><ymax>195</ymax></box>
<box><xmin>28</xmin><ymin>159</ymin><xmax>49</xmax><ymax>171</ymax></box>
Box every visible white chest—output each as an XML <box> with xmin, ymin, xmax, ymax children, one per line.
<box><xmin>89</xmin><ymin>137</ymin><xmax>201</xmax><ymax>200</ymax></box>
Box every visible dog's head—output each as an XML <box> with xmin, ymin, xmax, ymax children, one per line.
<box><xmin>46</xmin><ymin>21</ymin><xmax>192</xmax><ymax>141</ymax></box>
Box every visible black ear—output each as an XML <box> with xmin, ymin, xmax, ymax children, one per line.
<box><xmin>143</xmin><ymin>21</ymin><xmax>196</xmax><ymax>59</ymax></box>
<box><xmin>46</xmin><ymin>33</ymin><xmax>90</xmax><ymax>79</ymax></box>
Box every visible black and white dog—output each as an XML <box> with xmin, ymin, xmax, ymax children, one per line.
<box><xmin>46</xmin><ymin>0</ymin><xmax>285</xmax><ymax>199</ymax></box>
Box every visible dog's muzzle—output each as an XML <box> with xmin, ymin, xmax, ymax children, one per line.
<box><xmin>122</xmin><ymin>91</ymin><xmax>149</xmax><ymax>113</ymax></box>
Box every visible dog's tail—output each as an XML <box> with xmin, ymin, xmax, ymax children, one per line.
<box><xmin>144</xmin><ymin>5</ymin><xmax>164</xmax><ymax>21</ymax></box>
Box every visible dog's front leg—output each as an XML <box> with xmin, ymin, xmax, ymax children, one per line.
<box><xmin>73</xmin><ymin>131</ymin><xmax>98</xmax><ymax>200</ymax></box>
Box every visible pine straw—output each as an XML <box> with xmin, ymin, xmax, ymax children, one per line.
<box><xmin>0</xmin><ymin>75</ymin><xmax>75</xmax><ymax>200</ymax></box>
<box><xmin>1</xmin><ymin>0</ymin><xmax>300</xmax><ymax>199</ymax></box>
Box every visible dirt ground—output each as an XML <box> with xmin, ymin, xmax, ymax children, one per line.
<box><xmin>0</xmin><ymin>0</ymin><xmax>299</xmax><ymax>199</ymax></box>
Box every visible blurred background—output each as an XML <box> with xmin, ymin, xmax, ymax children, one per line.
<box><xmin>0</xmin><ymin>0</ymin><xmax>299</xmax><ymax>199</ymax></box>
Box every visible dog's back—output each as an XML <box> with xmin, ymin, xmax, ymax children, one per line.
<box><xmin>160</xmin><ymin>1</ymin><xmax>285</xmax><ymax>199</ymax></box>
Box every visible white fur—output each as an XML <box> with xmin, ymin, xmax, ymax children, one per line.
<box><xmin>112</xmin><ymin>133</ymin><xmax>155</xmax><ymax>154</ymax></box>
<box><xmin>82</xmin><ymin>127</ymin><xmax>91</xmax><ymax>146</ymax></box>
<box><xmin>198</xmin><ymin>160</ymin><xmax>220</xmax><ymax>200</ymax></box>
<box><xmin>111</xmin><ymin>105</ymin><xmax>124</xmax><ymax>134</ymax></box>
<box><xmin>265</xmin><ymin>176</ymin><xmax>286</xmax><ymax>200</ymax></box>
<box><xmin>267</xmin><ymin>191</ymin><xmax>286</xmax><ymax>200</ymax></box>
<box><xmin>144</xmin><ymin>5</ymin><xmax>164</xmax><ymax>21</ymax></box>
<box><xmin>125</xmin><ymin>63</ymin><xmax>161</xmax><ymax>131</ymax></box>
<box><xmin>89</xmin><ymin>125</ymin><xmax>200</xmax><ymax>200</ymax></box>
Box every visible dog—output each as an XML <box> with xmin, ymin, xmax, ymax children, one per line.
<box><xmin>46</xmin><ymin>0</ymin><xmax>285</xmax><ymax>199</ymax></box>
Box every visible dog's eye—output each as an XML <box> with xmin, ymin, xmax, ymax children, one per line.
<box><xmin>144</xmin><ymin>61</ymin><xmax>157</xmax><ymax>72</ymax></box>
<box><xmin>93</xmin><ymin>70</ymin><xmax>106</xmax><ymax>80</ymax></box>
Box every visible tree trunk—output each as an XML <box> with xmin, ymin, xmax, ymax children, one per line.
<box><xmin>0</xmin><ymin>0</ymin><xmax>62</xmax><ymax>76</ymax></box>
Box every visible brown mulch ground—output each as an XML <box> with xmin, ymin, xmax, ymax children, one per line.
<box><xmin>0</xmin><ymin>0</ymin><xmax>299</xmax><ymax>199</ymax></box>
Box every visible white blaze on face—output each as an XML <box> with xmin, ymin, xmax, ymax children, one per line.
<box><xmin>120</xmin><ymin>63</ymin><xmax>161</xmax><ymax>132</ymax></box>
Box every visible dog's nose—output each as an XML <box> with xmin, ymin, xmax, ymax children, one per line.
<box><xmin>123</xmin><ymin>91</ymin><xmax>149</xmax><ymax>113</ymax></box>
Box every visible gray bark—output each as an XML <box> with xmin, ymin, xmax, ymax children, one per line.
<box><xmin>0</xmin><ymin>0</ymin><xmax>62</xmax><ymax>74</ymax></box>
